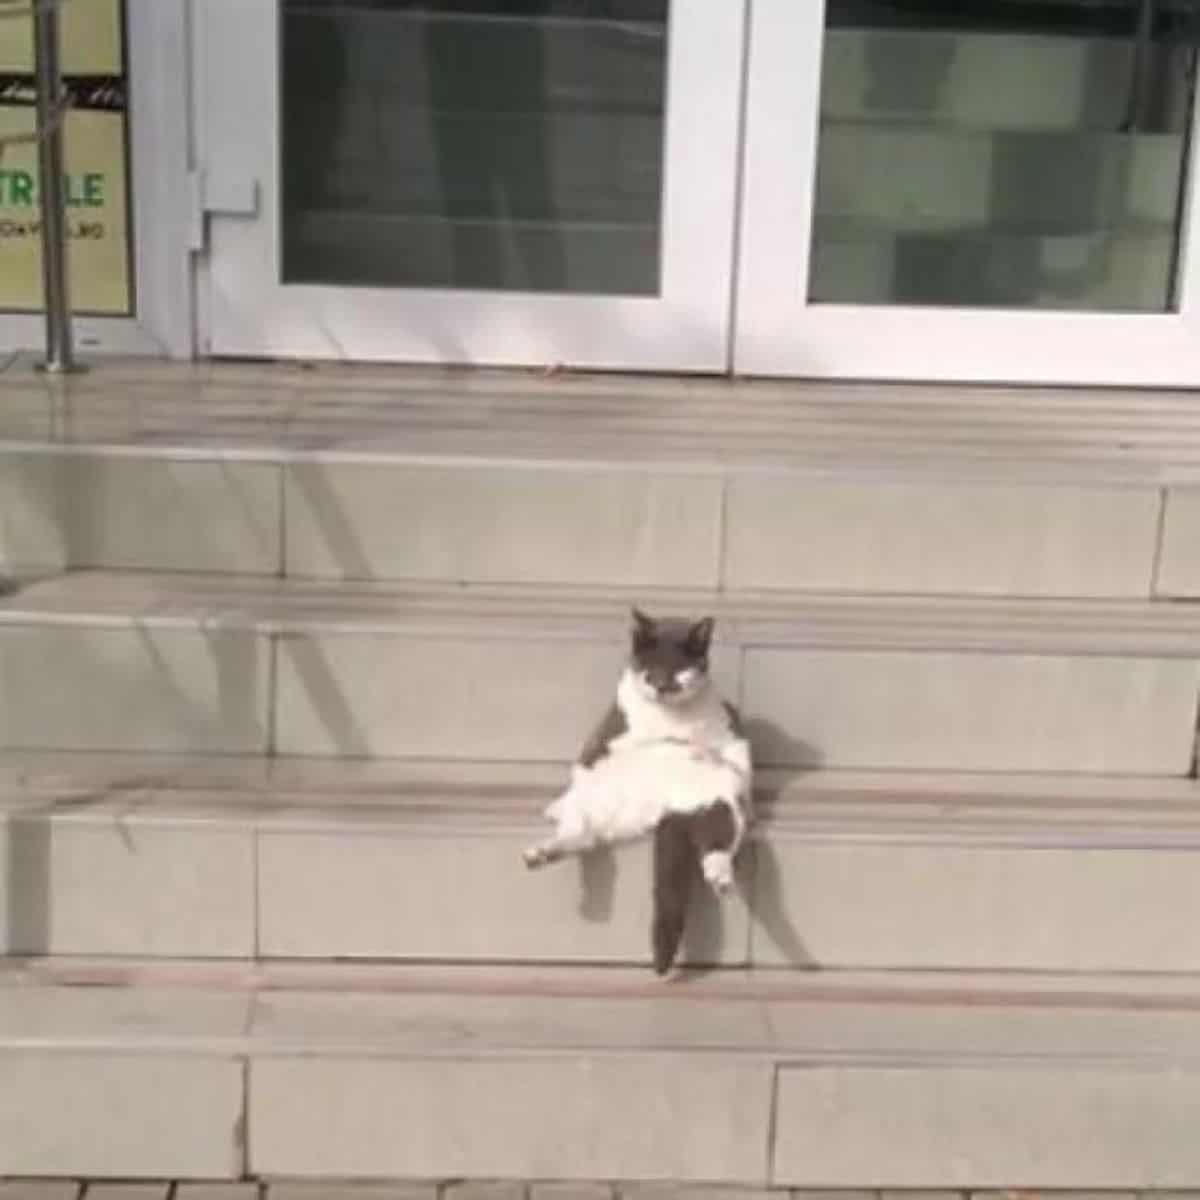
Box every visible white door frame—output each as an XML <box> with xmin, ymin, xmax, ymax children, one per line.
<box><xmin>196</xmin><ymin>0</ymin><xmax>746</xmax><ymax>372</ymax></box>
<box><xmin>734</xmin><ymin>0</ymin><xmax>1200</xmax><ymax>386</ymax></box>
<box><xmin>0</xmin><ymin>0</ymin><xmax>194</xmax><ymax>360</ymax></box>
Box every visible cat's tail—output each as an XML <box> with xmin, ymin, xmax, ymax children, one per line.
<box><xmin>652</xmin><ymin>813</ymin><xmax>695</xmax><ymax>976</ymax></box>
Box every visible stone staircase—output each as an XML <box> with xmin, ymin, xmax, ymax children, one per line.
<box><xmin>3</xmin><ymin>358</ymin><xmax>1200</xmax><ymax>1184</ymax></box>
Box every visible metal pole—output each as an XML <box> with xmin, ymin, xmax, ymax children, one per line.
<box><xmin>33</xmin><ymin>0</ymin><xmax>75</xmax><ymax>374</ymax></box>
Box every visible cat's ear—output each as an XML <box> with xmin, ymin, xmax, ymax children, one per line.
<box><xmin>631</xmin><ymin>608</ymin><xmax>656</xmax><ymax>635</ymax></box>
<box><xmin>631</xmin><ymin>607</ymin><xmax>656</xmax><ymax>650</ymax></box>
<box><xmin>687</xmin><ymin>616</ymin><xmax>715</xmax><ymax>655</ymax></box>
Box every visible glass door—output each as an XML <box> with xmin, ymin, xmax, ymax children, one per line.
<box><xmin>736</xmin><ymin>0</ymin><xmax>1200</xmax><ymax>384</ymax></box>
<box><xmin>197</xmin><ymin>0</ymin><xmax>745</xmax><ymax>371</ymax></box>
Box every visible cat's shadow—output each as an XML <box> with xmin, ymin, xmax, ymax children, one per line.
<box><xmin>576</xmin><ymin>846</ymin><xmax>617</xmax><ymax>923</ymax></box>
<box><xmin>742</xmin><ymin>716</ymin><xmax>824</xmax><ymax>771</ymax></box>
<box><xmin>739</xmin><ymin>717</ymin><xmax>820</xmax><ymax>968</ymax></box>
<box><xmin>573</xmin><ymin>845</ymin><xmax>732</xmax><ymax>966</ymax></box>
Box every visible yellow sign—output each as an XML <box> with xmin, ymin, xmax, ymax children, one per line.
<box><xmin>0</xmin><ymin>0</ymin><xmax>123</xmax><ymax>75</ymax></box>
<box><xmin>0</xmin><ymin>0</ymin><xmax>132</xmax><ymax>315</ymax></box>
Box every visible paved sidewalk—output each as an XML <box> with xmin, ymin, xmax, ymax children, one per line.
<box><xmin>0</xmin><ymin>1181</ymin><xmax>1176</xmax><ymax>1200</ymax></box>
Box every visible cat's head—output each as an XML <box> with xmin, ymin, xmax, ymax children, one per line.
<box><xmin>629</xmin><ymin>608</ymin><xmax>714</xmax><ymax>705</ymax></box>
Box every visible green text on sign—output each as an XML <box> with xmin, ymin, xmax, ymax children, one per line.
<box><xmin>0</xmin><ymin>171</ymin><xmax>106</xmax><ymax>208</ymax></box>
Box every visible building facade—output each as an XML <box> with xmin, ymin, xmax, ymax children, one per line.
<box><xmin>1</xmin><ymin>0</ymin><xmax>1197</xmax><ymax>383</ymax></box>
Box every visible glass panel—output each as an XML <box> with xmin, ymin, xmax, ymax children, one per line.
<box><xmin>281</xmin><ymin>0</ymin><xmax>669</xmax><ymax>295</ymax></box>
<box><xmin>810</xmin><ymin>1</ymin><xmax>1199</xmax><ymax>312</ymax></box>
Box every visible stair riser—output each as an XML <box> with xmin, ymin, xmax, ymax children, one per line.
<box><xmin>8</xmin><ymin>811</ymin><xmax>1200</xmax><ymax>972</ymax></box>
<box><xmin>759</xmin><ymin>839</ymin><xmax>1200</xmax><ymax>972</ymax></box>
<box><xmin>0</xmin><ymin>627</ymin><xmax>270</xmax><ymax>757</ymax></box>
<box><xmin>1</xmin><ymin>452</ymin><xmax>1178</xmax><ymax>599</ymax></box>
<box><xmin>1</xmin><ymin>814</ymin><xmax>256</xmax><ymax>958</ymax></box>
<box><xmin>775</xmin><ymin>1066</ymin><xmax>1200</xmax><ymax>1188</ymax></box>
<box><xmin>7</xmin><ymin>1045</ymin><xmax>1200</xmax><ymax>1186</ymax></box>
<box><xmin>1158</xmin><ymin>488</ymin><xmax>1200</xmax><ymax>596</ymax></box>
<box><xmin>0</xmin><ymin>1054</ymin><xmax>242</xmax><ymax>1179</ymax></box>
<box><xmin>258</xmin><ymin>829</ymin><xmax>742</xmax><ymax>966</ymax></box>
<box><xmin>1</xmin><ymin>455</ymin><xmax>282</xmax><ymax>577</ymax></box>
<box><xmin>1</xmin><ymin>623</ymin><xmax>1193</xmax><ymax>773</ymax></box>
<box><xmin>251</xmin><ymin>1057</ymin><xmax>772</xmax><ymax>1183</ymax></box>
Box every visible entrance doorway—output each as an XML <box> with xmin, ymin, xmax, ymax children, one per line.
<box><xmin>198</xmin><ymin>0</ymin><xmax>1200</xmax><ymax>383</ymax></box>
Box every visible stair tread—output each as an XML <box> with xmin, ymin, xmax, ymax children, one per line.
<box><xmin>5</xmin><ymin>570</ymin><xmax>1200</xmax><ymax>653</ymax></box>
<box><xmin>9</xmin><ymin>357</ymin><xmax>1200</xmax><ymax>482</ymax></box>
<box><xmin>4</xmin><ymin>751</ymin><xmax>1200</xmax><ymax>843</ymax></box>
<box><xmin>4</xmin><ymin>960</ymin><xmax>1200</xmax><ymax>1063</ymax></box>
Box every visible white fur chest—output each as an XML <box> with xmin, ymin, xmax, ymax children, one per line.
<box><xmin>612</xmin><ymin>669</ymin><xmax>733</xmax><ymax>753</ymax></box>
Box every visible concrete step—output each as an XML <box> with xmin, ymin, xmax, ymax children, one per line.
<box><xmin>821</xmin><ymin>30</ymin><xmax>1193</xmax><ymax>133</ymax></box>
<box><xmin>5</xmin><ymin>753</ymin><xmax>1200</xmax><ymax>972</ymax></box>
<box><xmin>4</xmin><ymin>960</ymin><xmax>1200</xmax><ymax>1185</ymax></box>
<box><xmin>8</xmin><ymin>359</ymin><xmax>1200</xmax><ymax>599</ymax></box>
<box><xmin>1</xmin><ymin>572</ymin><xmax>1199</xmax><ymax>773</ymax></box>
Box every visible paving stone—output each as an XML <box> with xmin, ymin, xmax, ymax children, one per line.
<box><xmin>790</xmin><ymin>1194</ymin><xmax>877</xmax><ymax>1200</ymax></box>
<box><xmin>972</xmin><ymin>1194</ymin><xmax>1136</xmax><ymax>1200</ymax></box>
<box><xmin>444</xmin><ymin>1186</ymin><xmax>526</xmax><ymax>1200</ymax></box>
<box><xmin>533</xmin><ymin>1186</ymin><xmax>613</xmax><ymax>1200</ymax></box>
<box><xmin>176</xmin><ymin>1187</ymin><xmax>260</xmax><ymax>1200</ymax></box>
<box><xmin>622</xmin><ymin>1189</ymin><xmax>787</xmax><ymax>1200</ymax></box>
<box><xmin>83</xmin><ymin>1188</ymin><xmax>171</xmax><ymax>1200</ymax></box>
<box><xmin>0</xmin><ymin>1185</ymin><xmax>81</xmax><ymax>1200</ymax></box>
<box><xmin>269</xmin><ymin>1187</ymin><xmax>435</xmax><ymax>1200</ymax></box>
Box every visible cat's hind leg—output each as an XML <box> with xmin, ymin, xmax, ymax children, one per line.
<box><xmin>522</xmin><ymin>828</ymin><xmax>599</xmax><ymax>870</ymax></box>
<box><xmin>651</xmin><ymin>812</ymin><xmax>694</xmax><ymax>975</ymax></box>
<box><xmin>522</xmin><ymin>799</ymin><xmax>598</xmax><ymax>869</ymax></box>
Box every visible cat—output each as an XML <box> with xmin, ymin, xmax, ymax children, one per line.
<box><xmin>523</xmin><ymin>608</ymin><xmax>753</xmax><ymax>975</ymax></box>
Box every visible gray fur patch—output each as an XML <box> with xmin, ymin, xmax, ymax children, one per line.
<box><xmin>577</xmin><ymin>702</ymin><xmax>628</xmax><ymax>767</ymax></box>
